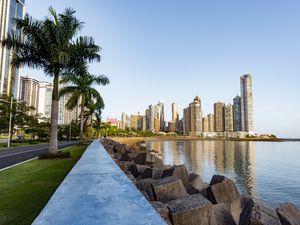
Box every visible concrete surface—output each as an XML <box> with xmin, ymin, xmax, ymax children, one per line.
<box><xmin>32</xmin><ymin>140</ymin><xmax>166</xmax><ymax>225</ymax></box>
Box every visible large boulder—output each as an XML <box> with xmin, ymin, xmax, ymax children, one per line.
<box><xmin>152</xmin><ymin>176</ymin><xmax>188</xmax><ymax>203</ymax></box>
<box><xmin>186</xmin><ymin>173</ymin><xmax>206</xmax><ymax>196</ymax></box>
<box><xmin>117</xmin><ymin>161</ymin><xmax>134</xmax><ymax>172</ymax></box>
<box><xmin>167</xmin><ymin>194</ymin><xmax>236</xmax><ymax>225</ymax></box>
<box><xmin>113</xmin><ymin>143</ymin><xmax>128</xmax><ymax>154</ymax></box>
<box><xmin>162</xmin><ymin>165</ymin><xmax>189</xmax><ymax>189</ymax></box>
<box><xmin>136</xmin><ymin>178</ymin><xmax>155</xmax><ymax>201</ymax></box>
<box><xmin>207</xmin><ymin>175</ymin><xmax>241</xmax><ymax>224</ymax></box>
<box><xmin>276</xmin><ymin>202</ymin><xmax>300</xmax><ymax>225</ymax></box>
<box><xmin>210</xmin><ymin>203</ymin><xmax>236</xmax><ymax>225</ymax></box>
<box><xmin>167</xmin><ymin>194</ymin><xmax>212</xmax><ymax>225</ymax></box>
<box><xmin>151</xmin><ymin>201</ymin><xmax>172</xmax><ymax>225</ymax></box>
<box><xmin>239</xmin><ymin>198</ymin><xmax>281</xmax><ymax>225</ymax></box>
<box><xmin>130</xmin><ymin>164</ymin><xmax>150</xmax><ymax>178</ymax></box>
<box><xmin>141</xmin><ymin>167</ymin><xmax>164</xmax><ymax>180</ymax></box>
<box><xmin>134</xmin><ymin>152</ymin><xmax>162</xmax><ymax>166</ymax></box>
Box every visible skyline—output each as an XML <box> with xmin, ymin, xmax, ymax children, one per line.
<box><xmin>21</xmin><ymin>1</ymin><xmax>300</xmax><ymax>138</ymax></box>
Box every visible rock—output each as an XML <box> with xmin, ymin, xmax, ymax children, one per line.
<box><xmin>117</xmin><ymin>161</ymin><xmax>133</xmax><ymax>172</ymax></box>
<box><xmin>141</xmin><ymin>168</ymin><xmax>164</xmax><ymax>180</ymax></box>
<box><xmin>130</xmin><ymin>164</ymin><xmax>150</xmax><ymax>178</ymax></box>
<box><xmin>120</xmin><ymin>152</ymin><xmax>131</xmax><ymax>161</ymax></box>
<box><xmin>141</xmin><ymin>191</ymin><xmax>151</xmax><ymax>201</ymax></box>
<box><xmin>134</xmin><ymin>152</ymin><xmax>161</xmax><ymax>165</ymax></box>
<box><xmin>189</xmin><ymin>173</ymin><xmax>205</xmax><ymax>190</ymax></box>
<box><xmin>161</xmin><ymin>165</ymin><xmax>189</xmax><ymax>189</ymax></box>
<box><xmin>152</xmin><ymin>176</ymin><xmax>188</xmax><ymax>203</ymax></box>
<box><xmin>136</xmin><ymin>178</ymin><xmax>155</xmax><ymax>201</ymax></box>
<box><xmin>239</xmin><ymin>198</ymin><xmax>281</xmax><ymax>225</ymax></box>
<box><xmin>113</xmin><ymin>153</ymin><xmax>122</xmax><ymax>161</ymax></box>
<box><xmin>151</xmin><ymin>201</ymin><xmax>172</xmax><ymax>225</ymax></box>
<box><xmin>186</xmin><ymin>173</ymin><xmax>206</xmax><ymax>195</ymax></box>
<box><xmin>210</xmin><ymin>203</ymin><xmax>236</xmax><ymax>225</ymax></box>
<box><xmin>167</xmin><ymin>194</ymin><xmax>212</xmax><ymax>225</ymax></box>
<box><xmin>113</xmin><ymin>143</ymin><xmax>127</xmax><ymax>154</ymax></box>
<box><xmin>207</xmin><ymin>175</ymin><xmax>241</xmax><ymax>224</ymax></box>
<box><xmin>103</xmin><ymin>144</ymin><xmax>114</xmax><ymax>154</ymax></box>
<box><xmin>277</xmin><ymin>202</ymin><xmax>300</xmax><ymax>225</ymax></box>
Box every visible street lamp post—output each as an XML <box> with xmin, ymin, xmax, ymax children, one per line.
<box><xmin>8</xmin><ymin>96</ymin><xmax>13</xmax><ymax>147</ymax></box>
<box><xmin>0</xmin><ymin>97</ymin><xmax>15</xmax><ymax>147</ymax></box>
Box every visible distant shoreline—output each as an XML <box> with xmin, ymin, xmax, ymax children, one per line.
<box><xmin>112</xmin><ymin>136</ymin><xmax>300</xmax><ymax>144</ymax></box>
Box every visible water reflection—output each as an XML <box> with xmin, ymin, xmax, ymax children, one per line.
<box><xmin>146</xmin><ymin>140</ymin><xmax>256</xmax><ymax>196</ymax></box>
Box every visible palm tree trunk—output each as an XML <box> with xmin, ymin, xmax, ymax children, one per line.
<box><xmin>49</xmin><ymin>72</ymin><xmax>59</xmax><ymax>154</ymax></box>
<box><xmin>79</xmin><ymin>95</ymin><xmax>85</xmax><ymax>144</ymax></box>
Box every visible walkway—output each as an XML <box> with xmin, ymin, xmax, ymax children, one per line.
<box><xmin>32</xmin><ymin>139</ymin><xmax>166</xmax><ymax>225</ymax></box>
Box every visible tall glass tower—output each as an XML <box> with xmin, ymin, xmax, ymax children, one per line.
<box><xmin>240</xmin><ymin>74</ymin><xmax>254</xmax><ymax>132</ymax></box>
<box><xmin>0</xmin><ymin>0</ymin><xmax>25</xmax><ymax>98</ymax></box>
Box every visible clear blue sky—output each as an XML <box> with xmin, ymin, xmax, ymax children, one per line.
<box><xmin>23</xmin><ymin>0</ymin><xmax>300</xmax><ymax>138</ymax></box>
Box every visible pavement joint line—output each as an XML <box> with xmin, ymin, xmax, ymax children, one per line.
<box><xmin>0</xmin><ymin>146</ymin><xmax>70</xmax><ymax>172</ymax></box>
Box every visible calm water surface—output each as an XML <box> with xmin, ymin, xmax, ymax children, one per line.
<box><xmin>146</xmin><ymin>140</ymin><xmax>300</xmax><ymax>208</ymax></box>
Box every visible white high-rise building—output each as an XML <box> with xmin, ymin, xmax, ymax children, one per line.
<box><xmin>0</xmin><ymin>0</ymin><xmax>25</xmax><ymax>98</ymax></box>
<box><xmin>37</xmin><ymin>81</ymin><xmax>53</xmax><ymax>120</ymax></box>
<box><xmin>19</xmin><ymin>76</ymin><xmax>39</xmax><ymax>115</ymax></box>
<box><xmin>240</xmin><ymin>74</ymin><xmax>254</xmax><ymax>132</ymax></box>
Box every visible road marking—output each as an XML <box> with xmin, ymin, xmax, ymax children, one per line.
<box><xmin>0</xmin><ymin>157</ymin><xmax>38</xmax><ymax>171</ymax></box>
<box><xmin>0</xmin><ymin>143</ymin><xmax>74</xmax><ymax>158</ymax></box>
<box><xmin>0</xmin><ymin>146</ymin><xmax>73</xmax><ymax>172</ymax></box>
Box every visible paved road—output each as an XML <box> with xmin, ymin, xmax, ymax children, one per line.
<box><xmin>0</xmin><ymin>141</ymin><xmax>79</xmax><ymax>170</ymax></box>
<box><xmin>0</xmin><ymin>139</ymin><xmax>7</xmax><ymax>143</ymax></box>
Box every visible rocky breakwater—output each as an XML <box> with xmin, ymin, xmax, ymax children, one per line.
<box><xmin>101</xmin><ymin>138</ymin><xmax>300</xmax><ymax>225</ymax></box>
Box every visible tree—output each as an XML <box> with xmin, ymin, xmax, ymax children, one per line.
<box><xmin>0</xmin><ymin>95</ymin><xmax>36</xmax><ymax>140</ymax></box>
<box><xmin>85</xmin><ymin>99</ymin><xmax>104</xmax><ymax>139</ymax></box>
<box><xmin>59</xmin><ymin>67</ymin><xmax>109</xmax><ymax>143</ymax></box>
<box><xmin>93</xmin><ymin>110</ymin><xmax>102</xmax><ymax>138</ymax></box>
<box><xmin>2</xmin><ymin>7</ymin><xmax>101</xmax><ymax>154</ymax></box>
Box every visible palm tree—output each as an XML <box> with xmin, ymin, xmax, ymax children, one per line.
<box><xmin>59</xmin><ymin>68</ymin><xmax>109</xmax><ymax>144</ymax></box>
<box><xmin>1</xmin><ymin>7</ymin><xmax>101</xmax><ymax>154</ymax></box>
<box><xmin>85</xmin><ymin>100</ymin><xmax>104</xmax><ymax>139</ymax></box>
<box><xmin>93</xmin><ymin>110</ymin><xmax>102</xmax><ymax>138</ymax></box>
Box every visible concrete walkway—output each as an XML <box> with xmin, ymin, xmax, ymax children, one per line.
<box><xmin>32</xmin><ymin>140</ymin><xmax>166</xmax><ymax>225</ymax></box>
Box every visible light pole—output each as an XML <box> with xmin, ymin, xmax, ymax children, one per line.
<box><xmin>69</xmin><ymin>120</ymin><xmax>72</xmax><ymax>142</ymax></box>
<box><xmin>0</xmin><ymin>97</ymin><xmax>14</xmax><ymax>147</ymax></box>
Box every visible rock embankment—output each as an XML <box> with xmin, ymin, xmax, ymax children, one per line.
<box><xmin>101</xmin><ymin>138</ymin><xmax>300</xmax><ymax>225</ymax></box>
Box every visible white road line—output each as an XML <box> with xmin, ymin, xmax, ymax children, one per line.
<box><xmin>0</xmin><ymin>157</ymin><xmax>38</xmax><ymax>172</ymax></box>
<box><xmin>0</xmin><ymin>147</ymin><xmax>69</xmax><ymax>172</ymax></box>
<box><xmin>0</xmin><ymin>144</ymin><xmax>73</xmax><ymax>158</ymax></box>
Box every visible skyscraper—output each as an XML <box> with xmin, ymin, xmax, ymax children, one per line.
<box><xmin>172</xmin><ymin>102</ymin><xmax>179</xmax><ymax>122</ymax></box>
<box><xmin>20</xmin><ymin>76</ymin><xmax>39</xmax><ymax>115</ymax></box>
<box><xmin>172</xmin><ymin>102</ymin><xmax>179</xmax><ymax>132</ymax></box>
<box><xmin>202</xmin><ymin>116</ymin><xmax>209</xmax><ymax>132</ymax></box>
<box><xmin>183</xmin><ymin>107</ymin><xmax>190</xmax><ymax>136</ymax></box>
<box><xmin>208</xmin><ymin>113</ymin><xmax>215</xmax><ymax>132</ymax></box>
<box><xmin>224</xmin><ymin>103</ymin><xmax>234</xmax><ymax>132</ymax></box>
<box><xmin>233</xmin><ymin>95</ymin><xmax>242</xmax><ymax>131</ymax></box>
<box><xmin>37</xmin><ymin>81</ymin><xmax>52</xmax><ymax>119</ymax></box>
<box><xmin>148</xmin><ymin>104</ymin><xmax>154</xmax><ymax>131</ymax></box>
<box><xmin>240</xmin><ymin>74</ymin><xmax>254</xmax><ymax>132</ymax></box>
<box><xmin>157</xmin><ymin>101</ymin><xmax>165</xmax><ymax>131</ymax></box>
<box><xmin>0</xmin><ymin>0</ymin><xmax>25</xmax><ymax>97</ymax></box>
<box><xmin>189</xmin><ymin>96</ymin><xmax>202</xmax><ymax>136</ymax></box>
<box><xmin>214</xmin><ymin>102</ymin><xmax>225</xmax><ymax>132</ymax></box>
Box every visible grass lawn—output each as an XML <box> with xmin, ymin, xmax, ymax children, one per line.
<box><xmin>0</xmin><ymin>143</ymin><xmax>89</xmax><ymax>225</ymax></box>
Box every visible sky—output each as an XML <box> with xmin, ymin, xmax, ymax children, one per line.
<box><xmin>23</xmin><ymin>0</ymin><xmax>300</xmax><ymax>138</ymax></box>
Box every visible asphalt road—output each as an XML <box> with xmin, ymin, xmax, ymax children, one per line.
<box><xmin>0</xmin><ymin>141</ymin><xmax>79</xmax><ymax>170</ymax></box>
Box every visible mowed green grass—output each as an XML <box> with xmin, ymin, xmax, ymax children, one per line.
<box><xmin>0</xmin><ymin>144</ymin><xmax>89</xmax><ymax>225</ymax></box>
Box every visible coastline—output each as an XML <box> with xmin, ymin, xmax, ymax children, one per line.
<box><xmin>101</xmin><ymin>138</ymin><xmax>300</xmax><ymax>225</ymax></box>
<box><xmin>112</xmin><ymin>136</ymin><xmax>300</xmax><ymax>145</ymax></box>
